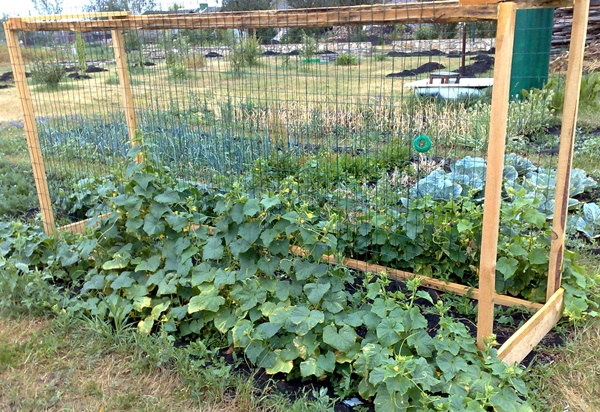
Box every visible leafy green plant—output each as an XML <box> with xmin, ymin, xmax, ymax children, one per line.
<box><xmin>229</xmin><ymin>36</ymin><xmax>261</xmax><ymax>72</ymax></box>
<box><xmin>542</xmin><ymin>72</ymin><xmax>600</xmax><ymax>112</ymax></box>
<box><xmin>372</xmin><ymin>53</ymin><xmax>388</xmax><ymax>62</ymax></box>
<box><xmin>0</xmin><ymin>147</ymin><xmax>537</xmax><ymax>411</ymax></box>
<box><xmin>336</xmin><ymin>53</ymin><xmax>359</xmax><ymax>66</ymax></box>
<box><xmin>30</xmin><ymin>60</ymin><xmax>66</xmax><ymax>87</ymax></box>
<box><xmin>414</xmin><ymin>24</ymin><xmax>438</xmax><ymax>40</ymax></box>
<box><xmin>169</xmin><ymin>62</ymin><xmax>188</xmax><ymax>80</ymax></box>
<box><xmin>576</xmin><ymin>203</ymin><xmax>600</xmax><ymax>240</ymax></box>
<box><xmin>300</xmin><ymin>33</ymin><xmax>318</xmax><ymax>59</ymax></box>
<box><xmin>74</xmin><ymin>31</ymin><xmax>87</xmax><ymax>74</ymax></box>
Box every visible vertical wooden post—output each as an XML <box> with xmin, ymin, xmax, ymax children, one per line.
<box><xmin>4</xmin><ymin>25</ymin><xmax>56</xmax><ymax>235</ymax></box>
<box><xmin>547</xmin><ymin>0</ymin><xmax>590</xmax><ymax>301</ymax></box>
<box><xmin>111</xmin><ymin>27</ymin><xmax>140</xmax><ymax>162</ymax></box>
<box><xmin>476</xmin><ymin>2</ymin><xmax>517</xmax><ymax>350</ymax></box>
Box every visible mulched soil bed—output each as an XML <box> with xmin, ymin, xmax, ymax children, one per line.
<box><xmin>67</xmin><ymin>73</ymin><xmax>92</xmax><ymax>80</ymax></box>
<box><xmin>386</xmin><ymin>62</ymin><xmax>446</xmax><ymax>77</ymax></box>
<box><xmin>85</xmin><ymin>65</ymin><xmax>108</xmax><ymax>73</ymax></box>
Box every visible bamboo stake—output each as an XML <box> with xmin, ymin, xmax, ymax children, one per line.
<box><xmin>111</xmin><ymin>28</ymin><xmax>140</xmax><ymax>163</ymax></box>
<box><xmin>547</xmin><ymin>0</ymin><xmax>590</xmax><ymax>301</ymax></box>
<box><xmin>476</xmin><ymin>2</ymin><xmax>517</xmax><ymax>350</ymax></box>
<box><xmin>4</xmin><ymin>25</ymin><xmax>56</xmax><ymax>235</ymax></box>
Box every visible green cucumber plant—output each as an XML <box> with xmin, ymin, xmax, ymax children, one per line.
<box><xmin>1</xmin><ymin>145</ymin><xmax>527</xmax><ymax>411</ymax></box>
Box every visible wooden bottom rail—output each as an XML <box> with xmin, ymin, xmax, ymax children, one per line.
<box><xmin>60</xmin><ymin>216</ymin><xmax>543</xmax><ymax>313</ymax></box>
<box><xmin>497</xmin><ymin>287</ymin><xmax>564</xmax><ymax>365</ymax></box>
<box><xmin>290</xmin><ymin>246</ymin><xmax>542</xmax><ymax>311</ymax></box>
<box><xmin>58</xmin><ymin>214</ymin><xmax>111</xmax><ymax>234</ymax></box>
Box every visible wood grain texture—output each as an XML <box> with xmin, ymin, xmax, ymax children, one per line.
<box><xmin>289</xmin><ymin>246</ymin><xmax>543</xmax><ymax>311</ymax></box>
<box><xmin>4</xmin><ymin>27</ymin><xmax>56</xmax><ymax>235</ymax></box>
<box><xmin>19</xmin><ymin>11</ymin><xmax>129</xmax><ymax>22</ymax></box>
<box><xmin>498</xmin><ymin>288</ymin><xmax>564</xmax><ymax>365</ymax></box>
<box><xmin>7</xmin><ymin>2</ymin><xmax>499</xmax><ymax>32</ymax></box>
<box><xmin>459</xmin><ymin>0</ymin><xmax>571</xmax><ymax>8</ymax></box>
<box><xmin>547</xmin><ymin>0</ymin><xmax>590</xmax><ymax>301</ymax></box>
<box><xmin>476</xmin><ymin>1</ymin><xmax>517</xmax><ymax>350</ymax></box>
<box><xmin>111</xmin><ymin>29</ymin><xmax>141</xmax><ymax>163</ymax></box>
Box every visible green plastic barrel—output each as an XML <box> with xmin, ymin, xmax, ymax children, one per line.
<box><xmin>509</xmin><ymin>9</ymin><xmax>555</xmax><ymax>100</ymax></box>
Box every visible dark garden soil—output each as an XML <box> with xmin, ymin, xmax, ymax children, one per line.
<box><xmin>0</xmin><ymin>71</ymin><xmax>31</xmax><ymax>88</ymax></box>
<box><xmin>132</xmin><ymin>61</ymin><xmax>156</xmax><ymax>67</ymax></box>
<box><xmin>67</xmin><ymin>73</ymin><xmax>92</xmax><ymax>80</ymax></box>
<box><xmin>456</xmin><ymin>54</ymin><xmax>495</xmax><ymax>77</ymax></box>
<box><xmin>386</xmin><ymin>62</ymin><xmax>446</xmax><ymax>77</ymax></box>
<box><xmin>387</xmin><ymin>50</ymin><xmax>446</xmax><ymax>58</ymax></box>
<box><xmin>85</xmin><ymin>65</ymin><xmax>108</xmax><ymax>73</ymax></box>
<box><xmin>205</xmin><ymin>51</ymin><xmax>223</xmax><ymax>58</ymax></box>
<box><xmin>261</xmin><ymin>50</ymin><xmax>282</xmax><ymax>56</ymax></box>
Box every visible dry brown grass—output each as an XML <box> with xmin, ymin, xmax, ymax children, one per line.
<box><xmin>0</xmin><ymin>88</ymin><xmax>23</xmax><ymax>122</ymax></box>
<box><xmin>0</xmin><ymin>315</ymin><xmax>199</xmax><ymax>412</ymax></box>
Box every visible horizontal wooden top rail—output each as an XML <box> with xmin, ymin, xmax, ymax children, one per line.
<box><xmin>460</xmin><ymin>0</ymin><xmax>571</xmax><ymax>6</ymax></box>
<box><xmin>5</xmin><ymin>1</ymin><xmax>502</xmax><ymax>32</ymax></box>
<box><xmin>18</xmin><ymin>11</ymin><xmax>130</xmax><ymax>22</ymax></box>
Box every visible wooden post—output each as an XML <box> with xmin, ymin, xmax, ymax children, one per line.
<box><xmin>476</xmin><ymin>2</ymin><xmax>517</xmax><ymax>350</ymax></box>
<box><xmin>546</xmin><ymin>0</ymin><xmax>590</xmax><ymax>301</ymax></box>
<box><xmin>111</xmin><ymin>27</ymin><xmax>140</xmax><ymax>162</ymax></box>
<box><xmin>4</xmin><ymin>25</ymin><xmax>56</xmax><ymax>235</ymax></box>
<box><xmin>497</xmin><ymin>288</ymin><xmax>564</xmax><ymax>365</ymax></box>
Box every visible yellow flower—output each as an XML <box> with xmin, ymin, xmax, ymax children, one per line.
<box><xmin>307</xmin><ymin>213</ymin><xmax>313</xmax><ymax>219</ymax></box>
<box><xmin>284</xmin><ymin>188</ymin><xmax>290</xmax><ymax>193</ymax></box>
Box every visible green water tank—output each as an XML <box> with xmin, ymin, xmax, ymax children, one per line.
<box><xmin>509</xmin><ymin>8</ymin><xmax>555</xmax><ymax>100</ymax></box>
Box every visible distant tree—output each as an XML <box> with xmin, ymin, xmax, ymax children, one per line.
<box><xmin>222</xmin><ymin>0</ymin><xmax>271</xmax><ymax>12</ymax></box>
<box><xmin>222</xmin><ymin>0</ymin><xmax>275</xmax><ymax>44</ymax></box>
<box><xmin>83</xmin><ymin>0</ymin><xmax>156</xmax><ymax>15</ymax></box>
<box><xmin>288</xmin><ymin>0</ymin><xmax>375</xmax><ymax>7</ymax></box>
<box><xmin>0</xmin><ymin>14</ymin><xmax>8</xmax><ymax>43</ymax></box>
<box><xmin>31</xmin><ymin>0</ymin><xmax>63</xmax><ymax>15</ymax></box>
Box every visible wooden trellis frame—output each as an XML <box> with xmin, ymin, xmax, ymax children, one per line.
<box><xmin>3</xmin><ymin>0</ymin><xmax>590</xmax><ymax>364</ymax></box>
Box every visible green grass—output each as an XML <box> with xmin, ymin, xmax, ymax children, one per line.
<box><xmin>0</xmin><ymin>124</ymin><xmax>38</xmax><ymax>218</ymax></box>
<box><xmin>0</xmin><ymin>311</ymin><xmax>336</xmax><ymax>412</ymax></box>
<box><xmin>526</xmin><ymin>319</ymin><xmax>600</xmax><ymax>411</ymax></box>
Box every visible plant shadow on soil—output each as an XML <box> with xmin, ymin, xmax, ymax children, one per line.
<box><xmin>173</xmin><ymin>274</ymin><xmax>562</xmax><ymax>412</ymax></box>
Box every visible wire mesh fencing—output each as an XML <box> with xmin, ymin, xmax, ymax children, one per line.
<box><xmin>5</xmin><ymin>1</ymin><xmax>581</xmax><ymax>294</ymax></box>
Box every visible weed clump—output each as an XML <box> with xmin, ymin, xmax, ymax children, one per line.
<box><xmin>31</xmin><ymin>60</ymin><xmax>65</xmax><ymax>87</ymax></box>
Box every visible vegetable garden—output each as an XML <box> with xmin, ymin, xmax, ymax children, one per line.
<box><xmin>2</xmin><ymin>0</ymin><xmax>600</xmax><ymax>410</ymax></box>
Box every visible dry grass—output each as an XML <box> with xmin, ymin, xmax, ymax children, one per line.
<box><xmin>0</xmin><ymin>314</ymin><xmax>199</xmax><ymax>412</ymax></box>
<box><xmin>0</xmin><ymin>312</ymin><xmax>317</xmax><ymax>412</ymax></box>
<box><xmin>0</xmin><ymin>88</ymin><xmax>24</xmax><ymax>122</ymax></box>
<box><xmin>528</xmin><ymin>320</ymin><xmax>600</xmax><ymax>412</ymax></box>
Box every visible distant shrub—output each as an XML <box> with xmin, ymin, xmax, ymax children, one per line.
<box><xmin>300</xmin><ymin>33</ymin><xmax>318</xmax><ymax>59</ymax></box>
<box><xmin>31</xmin><ymin>61</ymin><xmax>65</xmax><ymax>87</ymax></box>
<box><xmin>414</xmin><ymin>24</ymin><xmax>439</xmax><ymax>40</ymax></box>
<box><xmin>170</xmin><ymin>63</ymin><xmax>188</xmax><ymax>80</ymax></box>
<box><xmin>372</xmin><ymin>53</ymin><xmax>388</xmax><ymax>62</ymax></box>
<box><xmin>124</xmin><ymin>32</ymin><xmax>141</xmax><ymax>52</ymax></box>
<box><xmin>229</xmin><ymin>36</ymin><xmax>261</xmax><ymax>72</ymax></box>
<box><xmin>182</xmin><ymin>55</ymin><xmax>207</xmax><ymax>70</ymax></box>
<box><xmin>74</xmin><ymin>31</ymin><xmax>87</xmax><ymax>74</ymax></box>
<box><xmin>336</xmin><ymin>53</ymin><xmax>359</xmax><ymax>66</ymax></box>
